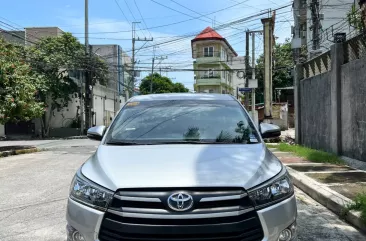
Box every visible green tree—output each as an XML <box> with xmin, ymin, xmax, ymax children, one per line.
<box><xmin>27</xmin><ymin>33</ymin><xmax>108</xmax><ymax>136</ymax></box>
<box><xmin>139</xmin><ymin>73</ymin><xmax>189</xmax><ymax>95</ymax></box>
<box><xmin>172</xmin><ymin>82</ymin><xmax>189</xmax><ymax>93</ymax></box>
<box><xmin>256</xmin><ymin>39</ymin><xmax>294</xmax><ymax>100</ymax></box>
<box><xmin>0</xmin><ymin>38</ymin><xmax>45</xmax><ymax>124</ymax></box>
<box><xmin>347</xmin><ymin>4</ymin><xmax>364</xmax><ymax>31</ymax></box>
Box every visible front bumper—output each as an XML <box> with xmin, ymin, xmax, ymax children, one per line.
<box><xmin>66</xmin><ymin>195</ymin><xmax>297</xmax><ymax>241</ymax></box>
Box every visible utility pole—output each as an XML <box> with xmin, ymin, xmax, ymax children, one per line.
<box><xmin>310</xmin><ymin>0</ymin><xmax>321</xmax><ymax>52</ymax></box>
<box><xmin>79</xmin><ymin>76</ymin><xmax>84</xmax><ymax>136</ymax></box>
<box><xmin>151</xmin><ymin>55</ymin><xmax>168</xmax><ymax>93</ymax></box>
<box><xmin>262</xmin><ymin>13</ymin><xmax>275</xmax><ymax>119</ymax></box>
<box><xmin>150</xmin><ymin>46</ymin><xmax>156</xmax><ymax>93</ymax></box>
<box><xmin>245</xmin><ymin>31</ymin><xmax>250</xmax><ymax>109</ymax></box>
<box><xmin>132</xmin><ymin>22</ymin><xmax>153</xmax><ymax>97</ymax></box>
<box><xmin>84</xmin><ymin>0</ymin><xmax>91</xmax><ymax>132</ymax></box>
<box><xmin>131</xmin><ymin>22</ymin><xmax>139</xmax><ymax>101</ymax></box>
<box><xmin>251</xmin><ymin>32</ymin><xmax>256</xmax><ymax>122</ymax></box>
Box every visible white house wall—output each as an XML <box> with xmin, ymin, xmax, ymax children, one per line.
<box><xmin>230</xmin><ymin>56</ymin><xmax>246</xmax><ymax>98</ymax></box>
<box><xmin>47</xmin><ymin>95</ymin><xmax>83</xmax><ymax>129</ymax></box>
<box><xmin>0</xmin><ymin>125</ymin><xmax>4</xmax><ymax>137</ymax></box>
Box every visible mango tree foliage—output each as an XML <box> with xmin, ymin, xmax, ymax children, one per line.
<box><xmin>139</xmin><ymin>73</ymin><xmax>189</xmax><ymax>95</ymax></box>
<box><xmin>0</xmin><ymin>38</ymin><xmax>45</xmax><ymax>124</ymax></box>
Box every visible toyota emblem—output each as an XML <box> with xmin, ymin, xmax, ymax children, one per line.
<box><xmin>167</xmin><ymin>192</ymin><xmax>193</xmax><ymax>211</ymax></box>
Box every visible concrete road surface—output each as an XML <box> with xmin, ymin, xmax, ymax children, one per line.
<box><xmin>0</xmin><ymin>141</ymin><xmax>365</xmax><ymax>241</ymax></box>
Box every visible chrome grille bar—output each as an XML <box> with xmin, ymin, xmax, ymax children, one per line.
<box><xmin>200</xmin><ymin>193</ymin><xmax>247</xmax><ymax>202</ymax></box>
<box><xmin>107</xmin><ymin>207</ymin><xmax>255</xmax><ymax>219</ymax></box>
<box><xmin>114</xmin><ymin>194</ymin><xmax>161</xmax><ymax>202</ymax></box>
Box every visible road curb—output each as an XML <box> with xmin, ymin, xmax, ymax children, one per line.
<box><xmin>287</xmin><ymin>166</ymin><xmax>366</xmax><ymax>233</ymax></box>
<box><xmin>0</xmin><ymin>147</ymin><xmax>40</xmax><ymax>158</ymax></box>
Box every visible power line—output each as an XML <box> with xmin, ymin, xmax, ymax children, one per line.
<box><xmin>114</xmin><ymin>0</ymin><xmax>132</xmax><ymax>27</ymax></box>
<box><xmin>151</xmin><ymin>0</ymin><xmax>211</xmax><ymax>23</ymax></box>
<box><xmin>72</xmin><ymin>0</ymin><xmax>281</xmax><ymax>35</ymax></box>
<box><xmin>133</xmin><ymin>0</ymin><xmax>153</xmax><ymax>39</ymax></box>
<box><xmin>123</xmin><ymin>0</ymin><xmax>146</xmax><ymax>39</ymax></box>
<box><xmin>168</xmin><ymin>0</ymin><xmax>245</xmax><ymax>31</ymax></box>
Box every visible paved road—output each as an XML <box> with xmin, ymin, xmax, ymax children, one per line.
<box><xmin>0</xmin><ymin>142</ymin><xmax>365</xmax><ymax>241</ymax></box>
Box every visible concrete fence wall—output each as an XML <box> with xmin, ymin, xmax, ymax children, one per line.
<box><xmin>299</xmin><ymin>72</ymin><xmax>332</xmax><ymax>152</ymax></box>
<box><xmin>341</xmin><ymin>58</ymin><xmax>366</xmax><ymax>162</ymax></box>
<box><xmin>295</xmin><ymin>40</ymin><xmax>366</xmax><ymax>162</ymax></box>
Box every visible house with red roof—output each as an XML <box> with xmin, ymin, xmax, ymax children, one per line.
<box><xmin>191</xmin><ymin>26</ymin><xmax>239</xmax><ymax>94</ymax></box>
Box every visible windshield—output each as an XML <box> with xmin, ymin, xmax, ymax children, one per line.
<box><xmin>104</xmin><ymin>99</ymin><xmax>259</xmax><ymax>144</ymax></box>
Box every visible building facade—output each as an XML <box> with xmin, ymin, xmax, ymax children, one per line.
<box><xmin>0</xmin><ymin>30</ymin><xmax>25</xmax><ymax>45</ymax></box>
<box><xmin>292</xmin><ymin>0</ymin><xmax>355</xmax><ymax>60</ymax></box>
<box><xmin>25</xmin><ymin>27</ymin><xmax>64</xmax><ymax>45</ymax></box>
<box><xmin>90</xmin><ymin>44</ymin><xmax>132</xmax><ymax>127</ymax></box>
<box><xmin>191</xmin><ymin>27</ymin><xmax>238</xmax><ymax>94</ymax></box>
<box><xmin>230</xmin><ymin>56</ymin><xmax>246</xmax><ymax>99</ymax></box>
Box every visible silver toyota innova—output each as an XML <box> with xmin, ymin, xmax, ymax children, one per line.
<box><xmin>66</xmin><ymin>93</ymin><xmax>297</xmax><ymax>241</ymax></box>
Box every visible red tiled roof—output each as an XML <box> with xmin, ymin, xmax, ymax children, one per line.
<box><xmin>191</xmin><ymin>26</ymin><xmax>238</xmax><ymax>57</ymax></box>
<box><xmin>193</xmin><ymin>27</ymin><xmax>224</xmax><ymax>40</ymax></box>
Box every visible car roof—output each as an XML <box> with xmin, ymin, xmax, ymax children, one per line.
<box><xmin>129</xmin><ymin>93</ymin><xmax>236</xmax><ymax>102</ymax></box>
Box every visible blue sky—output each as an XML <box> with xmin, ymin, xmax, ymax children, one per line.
<box><xmin>0</xmin><ymin>0</ymin><xmax>293</xmax><ymax>90</ymax></box>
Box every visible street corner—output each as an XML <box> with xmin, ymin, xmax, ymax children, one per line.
<box><xmin>287</xmin><ymin>165</ymin><xmax>366</xmax><ymax>233</ymax></box>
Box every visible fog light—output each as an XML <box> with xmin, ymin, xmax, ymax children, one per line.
<box><xmin>66</xmin><ymin>225</ymin><xmax>85</xmax><ymax>241</ymax></box>
<box><xmin>278</xmin><ymin>228</ymin><xmax>292</xmax><ymax>241</ymax></box>
<box><xmin>290</xmin><ymin>221</ymin><xmax>297</xmax><ymax>236</ymax></box>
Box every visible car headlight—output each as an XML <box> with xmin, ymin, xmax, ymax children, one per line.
<box><xmin>69</xmin><ymin>169</ymin><xmax>113</xmax><ymax>211</ymax></box>
<box><xmin>249</xmin><ymin>170</ymin><xmax>294</xmax><ymax>208</ymax></box>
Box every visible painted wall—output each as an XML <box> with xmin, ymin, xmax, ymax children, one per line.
<box><xmin>194</xmin><ymin>42</ymin><xmax>222</xmax><ymax>57</ymax></box>
<box><xmin>25</xmin><ymin>27</ymin><xmax>63</xmax><ymax>46</ymax></box>
<box><xmin>0</xmin><ymin>125</ymin><xmax>4</xmax><ymax>137</ymax></box>
<box><xmin>230</xmin><ymin>56</ymin><xmax>246</xmax><ymax>98</ymax></box>
<box><xmin>0</xmin><ymin>31</ymin><xmax>25</xmax><ymax>45</ymax></box>
<box><xmin>48</xmin><ymin>95</ymin><xmax>83</xmax><ymax>129</ymax></box>
<box><xmin>197</xmin><ymin>85</ymin><xmax>221</xmax><ymax>93</ymax></box>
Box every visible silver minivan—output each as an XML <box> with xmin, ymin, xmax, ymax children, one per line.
<box><xmin>66</xmin><ymin>93</ymin><xmax>297</xmax><ymax>241</ymax></box>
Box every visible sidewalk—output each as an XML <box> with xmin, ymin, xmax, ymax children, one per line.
<box><xmin>0</xmin><ymin>138</ymin><xmax>98</xmax><ymax>157</ymax></box>
<box><xmin>270</xmin><ymin>147</ymin><xmax>366</xmax><ymax>233</ymax></box>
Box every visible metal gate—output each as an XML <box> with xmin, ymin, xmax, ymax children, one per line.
<box><xmin>5</xmin><ymin>121</ymin><xmax>34</xmax><ymax>136</ymax></box>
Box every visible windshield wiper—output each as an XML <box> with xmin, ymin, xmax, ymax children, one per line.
<box><xmin>153</xmin><ymin>141</ymin><xmax>229</xmax><ymax>144</ymax></box>
<box><xmin>106</xmin><ymin>141</ymin><xmax>142</xmax><ymax>146</ymax></box>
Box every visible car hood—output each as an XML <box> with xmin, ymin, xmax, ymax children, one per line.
<box><xmin>81</xmin><ymin>143</ymin><xmax>282</xmax><ymax>191</ymax></box>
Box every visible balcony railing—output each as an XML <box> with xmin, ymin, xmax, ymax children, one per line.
<box><xmin>198</xmin><ymin>75</ymin><xmax>221</xmax><ymax>79</ymax></box>
<box><xmin>195</xmin><ymin>51</ymin><xmax>221</xmax><ymax>58</ymax></box>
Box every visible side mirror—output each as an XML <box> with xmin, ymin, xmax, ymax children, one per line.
<box><xmin>260</xmin><ymin>123</ymin><xmax>281</xmax><ymax>139</ymax></box>
<box><xmin>87</xmin><ymin>126</ymin><xmax>106</xmax><ymax>141</ymax></box>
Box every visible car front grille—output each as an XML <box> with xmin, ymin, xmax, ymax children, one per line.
<box><xmin>99</xmin><ymin>188</ymin><xmax>264</xmax><ymax>241</ymax></box>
